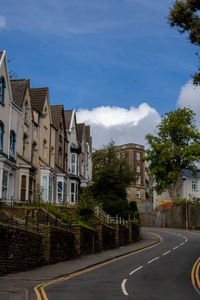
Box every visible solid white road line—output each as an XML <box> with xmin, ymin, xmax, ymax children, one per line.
<box><xmin>162</xmin><ymin>250</ymin><xmax>171</xmax><ymax>256</ymax></box>
<box><xmin>173</xmin><ymin>246</ymin><xmax>179</xmax><ymax>250</ymax></box>
<box><xmin>129</xmin><ymin>266</ymin><xmax>143</xmax><ymax>276</ymax></box>
<box><xmin>147</xmin><ymin>257</ymin><xmax>160</xmax><ymax>264</ymax></box>
<box><xmin>121</xmin><ymin>279</ymin><xmax>128</xmax><ymax>296</ymax></box>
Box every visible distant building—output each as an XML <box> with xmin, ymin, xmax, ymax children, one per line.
<box><xmin>77</xmin><ymin>123</ymin><xmax>92</xmax><ymax>188</ymax></box>
<box><xmin>153</xmin><ymin>169</ymin><xmax>200</xmax><ymax>209</ymax></box>
<box><xmin>64</xmin><ymin>110</ymin><xmax>81</xmax><ymax>204</ymax></box>
<box><xmin>115</xmin><ymin>143</ymin><xmax>148</xmax><ymax>211</ymax></box>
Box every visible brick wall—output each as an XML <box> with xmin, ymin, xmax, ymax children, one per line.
<box><xmin>0</xmin><ymin>223</ymin><xmax>45</xmax><ymax>275</ymax></box>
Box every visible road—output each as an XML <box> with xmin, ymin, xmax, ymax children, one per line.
<box><xmin>36</xmin><ymin>228</ymin><xmax>200</xmax><ymax>300</ymax></box>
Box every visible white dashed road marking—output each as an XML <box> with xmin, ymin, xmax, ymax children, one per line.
<box><xmin>162</xmin><ymin>250</ymin><xmax>171</xmax><ymax>256</ymax></box>
<box><xmin>147</xmin><ymin>257</ymin><xmax>160</xmax><ymax>264</ymax></box>
<box><xmin>129</xmin><ymin>266</ymin><xmax>143</xmax><ymax>276</ymax></box>
<box><xmin>173</xmin><ymin>246</ymin><xmax>179</xmax><ymax>250</ymax></box>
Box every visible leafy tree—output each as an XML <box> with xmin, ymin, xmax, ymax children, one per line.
<box><xmin>77</xmin><ymin>187</ymin><xmax>95</xmax><ymax>219</ymax></box>
<box><xmin>92</xmin><ymin>141</ymin><xmax>135</xmax><ymax>219</ymax></box>
<box><xmin>144</xmin><ymin>107</ymin><xmax>200</xmax><ymax>200</ymax></box>
<box><xmin>168</xmin><ymin>0</ymin><xmax>200</xmax><ymax>84</ymax></box>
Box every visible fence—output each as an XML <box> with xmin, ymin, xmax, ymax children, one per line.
<box><xmin>93</xmin><ymin>206</ymin><xmax>129</xmax><ymax>227</ymax></box>
<box><xmin>0</xmin><ymin>198</ymin><xmax>72</xmax><ymax>233</ymax></box>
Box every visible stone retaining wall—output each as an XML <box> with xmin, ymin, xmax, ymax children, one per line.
<box><xmin>141</xmin><ymin>204</ymin><xmax>200</xmax><ymax>229</ymax></box>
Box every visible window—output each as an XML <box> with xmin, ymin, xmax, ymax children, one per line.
<box><xmin>57</xmin><ymin>181</ymin><xmax>63</xmax><ymax>203</ymax></box>
<box><xmin>43</xmin><ymin>139</ymin><xmax>47</xmax><ymax>161</ymax></box>
<box><xmin>0</xmin><ymin>76</ymin><xmax>5</xmax><ymax>105</ymax></box>
<box><xmin>71</xmin><ymin>181</ymin><xmax>77</xmax><ymax>203</ymax></box>
<box><xmin>63</xmin><ymin>183</ymin><xmax>67</xmax><ymax>203</ymax></box>
<box><xmin>136</xmin><ymin>176</ymin><xmax>141</xmax><ymax>185</ymax></box>
<box><xmin>49</xmin><ymin>177</ymin><xmax>53</xmax><ymax>203</ymax></box>
<box><xmin>136</xmin><ymin>190</ymin><xmax>140</xmax><ymax>199</ymax></box>
<box><xmin>136</xmin><ymin>165</ymin><xmax>140</xmax><ymax>173</ymax></box>
<box><xmin>136</xmin><ymin>152</ymin><xmax>140</xmax><ymax>161</ymax></box>
<box><xmin>9</xmin><ymin>130</ymin><xmax>16</xmax><ymax>158</ymax></box>
<box><xmin>192</xmin><ymin>180</ymin><xmax>198</xmax><ymax>191</ymax></box>
<box><xmin>21</xmin><ymin>175</ymin><xmax>26</xmax><ymax>202</ymax></box>
<box><xmin>71</xmin><ymin>153</ymin><xmax>78</xmax><ymax>174</ymax></box>
<box><xmin>41</xmin><ymin>176</ymin><xmax>48</xmax><ymax>202</ymax></box>
<box><xmin>29</xmin><ymin>177</ymin><xmax>33</xmax><ymax>203</ymax></box>
<box><xmin>23</xmin><ymin>133</ymin><xmax>28</xmax><ymax>158</ymax></box>
<box><xmin>2</xmin><ymin>170</ymin><xmax>8</xmax><ymax>200</ymax></box>
<box><xmin>32</xmin><ymin>142</ymin><xmax>37</xmax><ymax>165</ymax></box>
<box><xmin>0</xmin><ymin>121</ymin><xmax>4</xmax><ymax>152</ymax></box>
<box><xmin>122</xmin><ymin>152</ymin><xmax>127</xmax><ymax>159</ymax></box>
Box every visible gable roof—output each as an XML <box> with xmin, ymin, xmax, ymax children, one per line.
<box><xmin>51</xmin><ymin>105</ymin><xmax>64</xmax><ymax>130</ymax></box>
<box><xmin>77</xmin><ymin>123</ymin><xmax>85</xmax><ymax>143</ymax></box>
<box><xmin>64</xmin><ymin>110</ymin><xmax>73</xmax><ymax>130</ymax></box>
<box><xmin>182</xmin><ymin>169</ymin><xmax>200</xmax><ymax>179</ymax></box>
<box><xmin>30</xmin><ymin>87</ymin><xmax>48</xmax><ymax>112</ymax></box>
<box><xmin>10</xmin><ymin>79</ymin><xmax>30</xmax><ymax>108</ymax></box>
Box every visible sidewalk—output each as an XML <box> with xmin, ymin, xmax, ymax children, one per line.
<box><xmin>3</xmin><ymin>228</ymin><xmax>160</xmax><ymax>281</ymax></box>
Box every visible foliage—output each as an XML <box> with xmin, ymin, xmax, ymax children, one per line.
<box><xmin>144</xmin><ymin>108</ymin><xmax>200</xmax><ymax>200</ymax></box>
<box><xmin>168</xmin><ymin>0</ymin><xmax>200</xmax><ymax>84</ymax></box>
<box><xmin>92</xmin><ymin>141</ymin><xmax>135</xmax><ymax>219</ymax></box>
<box><xmin>129</xmin><ymin>201</ymin><xmax>139</xmax><ymax>219</ymax></box>
<box><xmin>76</xmin><ymin>187</ymin><xmax>96</xmax><ymax>220</ymax></box>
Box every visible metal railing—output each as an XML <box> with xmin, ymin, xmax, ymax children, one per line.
<box><xmin>0</xmin><ymin>198</ymin><xmax>71</xmax><ymax>232</ymax></box>
<box><xmin>94</xmin><ymin>206</ymin><xmax>129</xmax><ymax>227</ymax></box>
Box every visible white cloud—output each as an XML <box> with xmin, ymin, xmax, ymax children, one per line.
<box><xmin>77</xmin><ymin>103</ymin><xmax>160</xmax><ymax>149</ymax></box>
<box><xmin>0</xmin><ymin>16</ymin><xmax>6</xmax><ymax>28</ymax></box>
<box><xmin>177</xmin><ymin>80</ymin><xmax>200</xmax><ymax>111</ymax></box>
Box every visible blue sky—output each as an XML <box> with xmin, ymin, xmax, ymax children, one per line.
<box><xmin>1</xmin><ymin>0</ymin><xmax>200</xmax><ymax>148</ymax></box>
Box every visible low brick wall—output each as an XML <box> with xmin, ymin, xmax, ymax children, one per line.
<box><xmin>129</xmin><ymin>221</ymin><xmax>140</xmax><ymax>242</ymax></box>
<box><xmin>114</xmin><ymin>224</ymin><xmax>129</xmax><ymax>247</ymax></box>
<box><xmin>71</xmin><ymin>224</ymin><xmax>98</xmax><ymax>256</ymax></box>
<box><xmin>0</xmin><ymin>223</ymin><xmax>45</xmax><ymax>275</ymax></box>
<box><xmin>92</xmin><ymin>224</ymin><xmax>115</xmax><ymax>251</ymax></box>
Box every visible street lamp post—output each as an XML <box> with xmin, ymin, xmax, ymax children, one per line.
<box><xmin>181</xmin><ymin>176</ymin><xmax>188</xmax><ymax>230</ymax></box>
<box><xmin>185</xmin><ymin>196</ymin><xmax>188</xmax><ymax>230</ymax></box>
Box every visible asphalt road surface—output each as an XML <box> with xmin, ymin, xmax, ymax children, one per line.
<box><xmin>41</xmin><ymin>228</ymin><xmax>200</xmax><ymax>300</ymax></box>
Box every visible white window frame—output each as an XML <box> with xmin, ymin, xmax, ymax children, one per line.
<box><xmin>192</xmin><ymin>180</ymin><xmax>198</xmax><ymax>191</ymax></box>
<box><xmin>71</xmin><ymin>153</ymin><xmax>78</xmax><ymax>175</ymax></box>
<box><xmin>136</xmin><ymin>176</ymin><xmax>141</xmax><ymax>185</ymax></box>
<box><xmin>136</xmin><ymin>152</ymin><xmax>140</xmax><ymax>161</ymax></box>
<box><xmin>2</xmin><ymin>170</ymin><xmax>8</xmax><ymax>200</ymax></box>
<box><xmin>41</xmin><ymin>175</ymin><xmax>53</xmax><ymax>203</ymax></box>
<box><xmin>70</xmin><ymin>181</ymin><xmax>77</xmax><ymax>204</ymax></box>
<box><xmin>136</xmin><ymin>190</ymin><xmax>141</xmax><ymax>199</ymax></box>
<box><xmin>136</xmin><ymin>165</ymin><xmax>140</xmax><ymax>173</ymax></box>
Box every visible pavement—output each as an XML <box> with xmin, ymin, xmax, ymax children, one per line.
<box><xmin>0</xmin><ymin>228</ymin><xmax>160</xmax><ymax>300</ymax></box>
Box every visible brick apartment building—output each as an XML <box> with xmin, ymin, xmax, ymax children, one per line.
<box><xmin>115</xmin><ymin>143</ymin><xmax>146</xmax><ymax>211</ymax></box>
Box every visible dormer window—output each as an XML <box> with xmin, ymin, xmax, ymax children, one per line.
<box><xmin>0</xmin><ymin>76</ymin><xmax>6</xmax><ymax>105</ymax></box>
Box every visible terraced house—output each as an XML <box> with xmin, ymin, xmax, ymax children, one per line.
<box><xmin>0</xmin><ymin>50</ymin><xmax>92</xmax><ymax>205</ymax></box>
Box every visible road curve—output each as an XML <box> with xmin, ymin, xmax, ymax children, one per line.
<box><xmin>36</xmin><ymin>228</ymin><xmax>200</xmax><ymax>300</ymax></box>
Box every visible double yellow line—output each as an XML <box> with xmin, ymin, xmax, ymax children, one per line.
<box><xmin>34</xmin><ymin>232</ymin><xmax>162</xmax><ymax>300</ymax></box>
<box><xmin>191</xmin><ymin>257</ymin><xmax>200</xmax><ymax>295</ymax></box>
